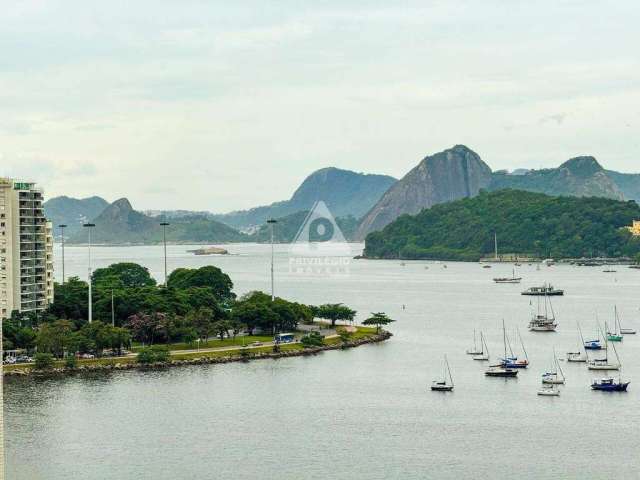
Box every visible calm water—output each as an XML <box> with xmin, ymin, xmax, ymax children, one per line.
<box><xmin>6</xmin><ymin>243</ymin><xmax>640</xmax><ymax>479</ymax></box>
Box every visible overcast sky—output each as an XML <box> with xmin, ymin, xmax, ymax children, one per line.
<box><xmin>1</xmin><ymin>1</ymin><xmax>639</xmax><ymax>212</ymax></box>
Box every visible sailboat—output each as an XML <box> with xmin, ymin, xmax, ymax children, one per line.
<box><xmin>591</xmin><ymin>346</ymin><xmax>629</xmax><ymax>391</ymax></box>
<box><xmin>584</xmin><ymin>318</ymin><xmax>605</xmax><ymax>350</ymax></box>
<box><xmin>431</xmin><ymin>355</ymin><xmax>454</xmax><ymax>391</ymax></box>
<box><xmin>567</xmin><ymin>323</ymin><xmax>587</xmax><ymax>362</ymax></box>
<box><xmin>472</xmin><ymin>332</ymin><xmax>489</xmax><ymax>361</ymax></box>
<box><xmin>606</xmin><ymin>307</ymin><xmax>623</xmax><ymax>342</ymax></box>
<box><xmin>587</xmin><ymin>326</ymin><xmax>620</xmax><ymax>371</ymax></box>
<box><xmin>466</xmin><ymin>329</ymin><xmax>483</xmax><ymax>355</ymax></box>
<box><xmin>493</xmin><ymin>268</ymin><xmax>522</xmax><ymax>284</ymax></box>
<box><xmin>500</xmin><ymin>328</ymin><xmax>529</xmax><ymax>368</ymax></box>
<box><xmin>542</xmin><ymin>349</ymin><xmax>565</xmax><ymax>384</ymax></box>
<box><xmin>528</xmin><ymin>292</ymin><xmax>558</xmax><ymax>332</ymax></box>
<box><xmin>537</xmin><ymin>384</ymin><xmax>560</xmax><ymax>396</ymax></box>
<box><xmin>485</xmin><ymin>321</ymin><xmax>518</xmax><ymax>378</ymax></box>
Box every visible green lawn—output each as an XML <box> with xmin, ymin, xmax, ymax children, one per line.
<box><xmin>131</xmin><ymin>335</ymin><xmax>275</xmax><ymax>352</ymax></box>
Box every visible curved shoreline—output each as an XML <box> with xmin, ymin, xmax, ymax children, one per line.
<box><xmin>4</xmin><ymin>331</ymin><xmax>392</xmax><ymax>379</ymax></box>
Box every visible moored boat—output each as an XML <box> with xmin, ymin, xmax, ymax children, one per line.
<box><xmin>431</xmin><ymin>355</ymin><xmax>454</xmax><ymax>392</ymax></box>
<box><xmin>522</xmin><ymin>284</ymin><xmax>564</xmax><ymax>296</ymax></box>
<box><xmin>591</xmin><ymin>378</ymin><xmax>629</xmax><ymax>392</ymax></box>
<box><xmin>472</xmin><ymin>332</ymin><xmax>489</xmax><ymax>361</ymax></box>
<box><xmin>538</xmin><ymin>384</ymin><xmax>560</xmax><ymax>396</ymax></box>
<box><xmin>528</xmin><ymin>292</ymin><xmax>558</xmax><ymax>332</ymax></box>
<box><xmin>485</xmin><ymin>321</ymin><xmax>519</xmax><ymax>378</ymax></box>
<box><xmin>542</xmin><ymin>349</ymin><xmax>565</xmax><ymax>385</ymax></box>
<box><xmin>466</xmin><ymin>329</ymin><xmax>483</xmax><ymax>355</ymax></box>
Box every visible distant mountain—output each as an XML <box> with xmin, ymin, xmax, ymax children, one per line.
<box><xmin>356</xmin><ymin>145</ymin><xmax>493</xmax><ymax>239</ymax></box>
<box><xmin>67</xmin><ymin>198</ymin><xmax>247</xmax><ymax>244</ymax></box>
<box><xmin>364</xmin><ymin>189</ymin><xmax>640</xmax><ymax>261</ymax></box>
<box><xmin>605</xmin><ymin>170</ymin><xmax>640</xmax><ymax>203</ymax></box>
<box><xmin>490</xmin><ymin>156</ymin><xmax>624</xmax><ymax>200</ymax></box>
<box><xmin>249</xmin><ymin>210</ymin><xmax>359</xmax><ymax>243</ymax></box>
<box><xmin>213</xmin><ymin>167</ymin><xmax>396</xmax><ymax>229</ymax></box>
<box><xmin>357</xmin><ymin>146</ymin><xmax>636</xmax><ymax>239</ymax></box>
<box><xmin>43</xmin><ymin>196</ymin><xmax>110</xmax><ymax>236</ymax></box>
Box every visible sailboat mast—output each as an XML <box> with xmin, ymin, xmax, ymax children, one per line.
<box><xmin>518</xmin><ymin>328</ymin><xmax>528</xmax><ymax>361</ymax></box>
<box><xmin>445</xmin><ymin>354</ymin><xmax>453</xmax><ymax>386</ymax></box>
<box><xmin>494</xmin><ymin>232</ymin><xmax>498</xmax><ymax>260</ymax></box>
<box><xmin>577</xmin><ymin>322</ymin><xmax>589</xmax><ymax>360</ymax></box>
<box><xmin>502</xmin><ymin>319</ymin><xmax>507</xmax><ymax>361</ymax></box>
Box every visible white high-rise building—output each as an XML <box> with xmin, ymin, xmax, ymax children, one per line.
<box><xmin>0</xmin><ymin>178</ymin><xmax>54</xmax><ymax>319</ymax></box>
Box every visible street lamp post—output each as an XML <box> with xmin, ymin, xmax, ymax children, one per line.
<box><xmin>83</xmin><ymin>223</ymin><xmax>95</xmax><ymax>323</ymax></box>
<box><xmin>266</xmin><ymin>219</ymin><xmax>277</xmax><ymax>301</ymax></box>
<box><xmin>160</xmin><ymin>222</ymin><xmax>170</xmax><ymax>286</ymax></box>
<box><xmin>59</xmin><ymin>224</ymin><xmax>67</xmax><ymax>284</ymax></box>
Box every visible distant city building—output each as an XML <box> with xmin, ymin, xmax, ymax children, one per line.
<box><xmin>0</xmin><ymin>178</ymin><xmax>54</xmax><ymax>319</ymax></box>
<box><xmin>627</xmin><ymin>220</ymin><xmax>640</xmax><ymax>237</ymax></box>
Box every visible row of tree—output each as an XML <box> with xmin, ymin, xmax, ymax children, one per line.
<box><xmin>3</xmin><ymin>262</ymin><xmax>377</xmax><ymax>358</ymax></box>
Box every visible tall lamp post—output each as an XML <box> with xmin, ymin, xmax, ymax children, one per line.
<box><xmin>59</xmin><ymin>224</ymin><xmax>67</xmax><ymax>284</ymax></box>
<box><xmin>266</xmin><ymin>219</ymin><xmax>277</xmax><ymax>301</ymax></box>
<box><xmin>160</xmin><ymin>222</ymin><xmax>170</xmax><ymax>286</ymax></box>
<box><xmin>83</xmin><ymin>223</ymin><xmax>95</xmax><ymax>323</ymax></box>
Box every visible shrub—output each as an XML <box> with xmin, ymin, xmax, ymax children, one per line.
<box><xmin>64</xmin><ymin>355</ymin><xmax>78</xmax><ymax>369</ymax></box>
<box><xmin>34</xmin><ymin>353</ymin><xmax>55</xmax><ymax>370</ymax></box>
<box><xmin>300</xmin><ymin>331</ymin><xmax>324</xmax><ymax>348</ymax></box>
<box><xmin>137</xmin><ymin>345</ymin><xmax>170</xmax><ymax>364</ymax></box>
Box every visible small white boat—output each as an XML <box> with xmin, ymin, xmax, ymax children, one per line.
<box><xmin>620</xmin><ymin>328</ymin><xmax>636</xmax><ymax>335</ymax></box>
<box><xmin>537</xmin><ymin>385</ymin><xmax>560</xmax><ymax>396</ymax></box>
<box><xmin>587</xmin><ymin>324</ymin><xmax>621</xmax><ymax>371</ymax></box>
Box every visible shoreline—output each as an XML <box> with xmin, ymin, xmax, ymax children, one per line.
<box><xmin>4</xmin><ymin>331</ymin><xmax>392</xmax><ymax>379</ymax></box>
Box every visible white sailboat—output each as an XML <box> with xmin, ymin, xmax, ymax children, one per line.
<box><xmin>587</xmin><ymin>324</ymin><xmax>620</xmax><ymax>371</ymax></box>
<box><xmin>473</xmin><ymin>332</ymin><xmax>489</xmax><ymax>361</ymax></box>
<box><xmin>537</xmin><ymin>384</ymin><xmax>560</xmax><ymax>396</ymax></box>
<box><xmin>528</xmin><ymin>292</ymin><xmax>558</xmax><ymax>332</ymax></box>
<box><xmin>431</xmin><ymin>355</ymin><xmax>454</xmax><ymax>392</ymax></box>
<box><xmin>542</xmin><ymin>349</ymin><xmax>565</xmax><ymax>384</ymax></box>
<box><xmin>567</xmin><ymin>323</ymin><xmax>587</xmax><ymax>362</ymax></box>
<box><xmin>466</xmin><ymin>329</ymin><xmax>483</xmax><ymax>355</ymax></box>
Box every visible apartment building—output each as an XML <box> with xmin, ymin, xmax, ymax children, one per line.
<box><xmin>0</xmin><ymin>178</ymin><xmax>54</xmax><ymax>319</ymax></box>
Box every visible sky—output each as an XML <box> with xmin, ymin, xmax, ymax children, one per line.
<box><xmin>1</xmin><ymin>0</ymin><xmax>639</xmax><ymax>212</ymax></box>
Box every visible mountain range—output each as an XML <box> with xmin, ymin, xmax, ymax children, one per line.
<box><xmin>211</xmin><ymin>167</ymin><xmax>396</xmax><ymax>230</ymax></box>
<box><xmin>356</xmin><ymin>146</ymin><xmax>640</xmax><ymax>239</ymax></box>
<box><xmin>44</xmin><ymin>147</ymin><xmax>640</xmax><ymax>244</ymax></box>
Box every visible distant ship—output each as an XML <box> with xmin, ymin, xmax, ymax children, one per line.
<box><xmin>187</xmin><ymin>246</ymin><xmax>229</xmax><ymax>255</ymax></box>
<box><xmin>522</xmin><ymin>284</ymin><xmax>564</xmax><ymax>296</ymax></box>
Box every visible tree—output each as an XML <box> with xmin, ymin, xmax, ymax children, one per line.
<box><xmin>362</xmin><ymin>312</ymin><xmax>395</xmax><ymax>333</ymax></box>
<box><xmin>125</xmin><ymin>312</ymin><xmax>166</xmax><ymax>345</ymax></box>
<box><xmin>185</xmin><ymin>307</ymin><xmax>215</xmax><ymax>342</ymax></box>
<box><xmin>316</xmin><ymin>303</ymin><xmax>357</xmax><ymax>327</ymax></box>
<box><xmin>212</xmin><ymin>320</ymin><xmax>233</xmax><ymax>341</ymax></box>
<box><xmin>300</xmin><ymin>331</ymin><xmax>324</xmax><ymax>348</ymax></box>
<box><xmin>92</xmin><ymin>263</ymin><xmax>156</xmax><ymax>289</ymax></box>
<box><xmin>36</xmin><ymin>320</ymin><xmax>75</xmax><ymax>358</ymax></box>
<box><xmin>34</xmin><ymin>353</ymin><xmax>55</xmax><ymax>370</ymax></box>
<box><xmin>167</xmin><ymin>266</ymin><xmax>234</xmax><ymax>302</ymax></box>
<box><xmin>48</xmin><ymin>277</ymin><xmax>88</xmax><ymax>324</ymax></box>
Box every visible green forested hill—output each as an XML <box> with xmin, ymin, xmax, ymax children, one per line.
<box><xmin>364</xmin><ymin>190</ymin><xmax>640</xmax><ymax>261</ymax></box>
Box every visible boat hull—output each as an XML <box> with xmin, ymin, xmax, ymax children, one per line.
<box><xmin>431</xmin><ymin>383</ymin><xmax>454</xmax><ymax>392</ymax></box>
<box><xmin>537</xmin><ymin>390</ymin><xmax>560</xmax><ymax>396</ymax></box>
<box><xmin>587</xmin><ymin>363</ymin><xmax>620</xmax><ymax>371</ymax></box>
<box><xmin>485</xmin><ymin>369</ymin><xmax>518</xmax><ymax>377</ymax></box>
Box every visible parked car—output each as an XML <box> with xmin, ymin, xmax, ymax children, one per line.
<box><xmin>251</xmin><ymin>341</ymin><xmax>263</xmax><ymax>347</ymax></box>
<box><xmin>15</xmin><ymin>355</ymin><xmax>33</xmax><ymax>363</ymax></box>
<box><xmin>80</xmin><ymin>353</ymin><xmax>95</xmax><ymax>359</ymax></box>
<box><xmin>3</xmin><ymin>357</ymin><xmax>16</xmax><ymax>365</ymax></box>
